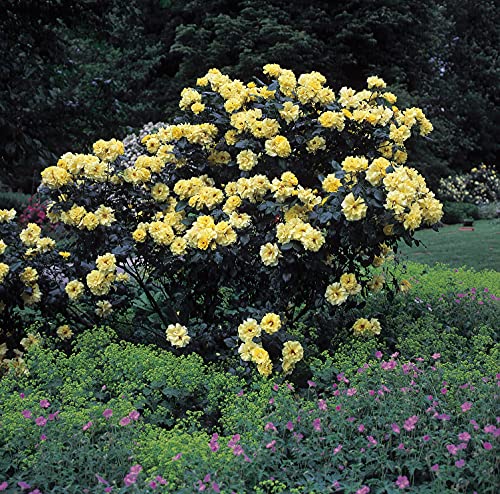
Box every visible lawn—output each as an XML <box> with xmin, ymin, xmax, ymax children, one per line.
<box><xmin>397</xmin><ymin>219</ymin><xmax>500</xmax><ymax>271</ymax></box>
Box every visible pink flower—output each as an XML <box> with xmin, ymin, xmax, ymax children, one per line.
<box><xmin>272</xmin><ymin>384</ymin><xmax>279</xmax><ymax>391</ymax></box>
<box><xmin>172</xmin><ymin>453</ymin><xmax>182</xmax><ymax>461</ymax></box>
<box><xmin>423</xmin><ymin>435</ymin><xmax>431</xmax><ymax>442</ymax></box>
<box><xmin>333</xmin><ymin>444</ymin><xmax>343</xmax><ymax>454</ymax></box>
<box><xmin>212</xmin><ymin>482</ymin><xmax>220</xmax><ymax>493</ymax></box>
<box><xmin>431</xmin><ymin>353</ymin><xmax>440</xmax><ymax>360</ymax></box>
<box><xmin>96</xmin><ymin>474</ymin><xmax>109</xmax><ymax>485</ymax></box>
<box><xmin>285</xmin><ymin>421</ymin><xmax>294</xmax><ymax>431</ymax></box>
<box><xmin>395</xmin><ymin>475</ymin><xmax>409</xmax><ymax>489</ymax></box>
<box><xmin>318</xmin><ymin>399</ymin><xmax>327</xmax><ymax>411</ymax></box>
<box><xmin>358</xmin><ymin>424</ymin><xmax>365</xmax><ymax>432</ymax></box>
<box><xmin>20</xmin><ymin>393</ymin><xmax>25</xmax><ymax>399</ymax></box>
<box><xmin>39</xmin><ymin>399</ymin><xmax>50</xmax><ymax>408</ymax></box>
<box><xmin>484</xmin><ymin>424</ymin><xmax>496</xmax><ymax>433</ymax></box>
<box><xmin>455</xmin><ymin>459</ymin><xmax>465</xmax><ymax>468</ymax></box>
<box><xmin>22</xmin><ymin>410</ymin><xmax>32</xmax><ymax>419</ymax></box>
<box><xmin>431</xmin><ymin>464</ymin><xmax>439</xmax><ymax>472</ymax></box>
<box><xmin>461</xmin><ymin>402</ymin><xmax>472</xmax><ymax>412</ymax></box>
<box><xmin>375</xmin><ymin>351</ymin><xmax>383</xmax><ymax>359</ymax></box>
<box><xmin>265</xmin><ymin>422</ymin><xmax>277</xmax><ymax>432</ymax></box>
<box><xmin>391</xmin><ymin>423</ymin><xmax>400</xmax><ymax>434</ymax></box>
<box><xmin>458</xmin><ymin>432</ymin><xmax>471</xmax><ymax>442</ymax></box>
<box><xmin>232</xmin><ymin>445</ymin><xmax>244</xmax><ymax>456</ymax></box>
<box><xmin>367</xmin><ymin>436</ymin><xmax>377</xmax><ymax>446</ymax></box>
<box><xmin>335</xmin><ymin>405</ymin><xmax>342</xmax><ymax>411</ymax></box>
<box><xmin>0</xmin><ymin>482</ymin><xmax>7</xmax><ymax>491</ymax></box>
<box><xmin>347</xmin><ymin>388</ymin><xmax>357</xmax><ymax>396</ymax></box>
<box><xmin>82</xmin><ymin>421</ymin><xmax>92</xmax><ymax>431</ymax></box>
<box><xmin>398</xmin><ymin>443</ymin><xmax>405</xmax><ymax>450</ymax></box>
<box><xmin>307</xmin><ymin>380</ymin><xmax>316</xmax><ymax>387</ymax></box>
<box><xmin>40</xmin><ymin>434</ymin><xmax>47</xmax><ymax>441</ymax></box>
<box><xmin>483</xmin><ymin>441</ymin><xmax>492</xmax><ymax>450</ymax></box>
<box><xmin>356</xmin><ymin>486</ymin><xmax>370</xmax><ymax>494</ymax></box>
<box><xmin>228</xmin><ymin>434</ymin><xmax>240</xmax><ymax>449</ymax></box>
<box><xmin>313</xmin><ymin>418</ymin><xmax>321</xmax><ymax>431</ymax></box>
<box><xmin>103</xmin><ymin>408</ymin><xmax>113</xmax><ymax>419</ymax></box>
<box><xmin>28</xmin><ymin>490</ymin><xmax>41</xmax><ymax>494</ymax></box>
<box><xmin>266</xmin><ymin>440</ymin><xmax>276</xmax><ymax>451</ymax></box>
<box><xmin>404</xmin><ymin>415</ymin><xmax>418</xmax><ymax>431</ymax></box>
<box><xmin>119</xmin><ymin>416</ymin><xmax>131</xmax><ymax>426</ymax></box>
<box><xmin>447</xmin><ymin>444</ymin><xmax>458</xmax><ymax>455</ymax></box>
<box><xmin>18</xmin><ymin>482</ymin><xmax>31</xmax><ymax>490</ymax></box>
<box><xmin>209</xmin><ymin>433</ymin><xmax>219</xmax><ymax>452</ymax></box>
<box><xmin>441</xmin><ymin>387</ymin><xmax>447</xmax><ymax>395</ymax></box>
<box><xmin>129</xmin><ymin>410</ymin><xmax>140</xmax><ymax>421</ymax></box>
<box><xmin>35</xmin><ymin>416</ymin><xmax>47</xmax><ymax>427</ymax></box>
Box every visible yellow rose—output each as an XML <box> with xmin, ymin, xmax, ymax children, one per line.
<box><xmin>341</xmin><ymin>193</ymin><xmax>367</xmax><ymax>221</ymax></box>
<box><xmin>261</xmin><ymin>313</ymin><xmax>281</xmax><ymax>334</ymax></box>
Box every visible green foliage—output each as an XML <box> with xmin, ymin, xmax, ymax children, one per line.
<box><xmin>0</xmin><ymin>192</ymin><xmax>31</xmax><ymax>212</ymax></box>
<box><xmin>442</xmin><ymin>202</ymin><xmax>480</xmax><ymax>224</ymax></box>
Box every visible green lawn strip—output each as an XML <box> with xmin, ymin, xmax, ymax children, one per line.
<box><xmin>396</xmin><ymin>219</ymin><xmax>500</xmax><ymax>271</ymax></box>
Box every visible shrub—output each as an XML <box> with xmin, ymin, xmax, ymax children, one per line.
<box><xmin>438</xmin><ymin>164</ymin><xmax>499</xmax><ymax>205</ymax></box>
<box><xmin>0</xmin><ymin>191</ymin><xmax>30</xmax><ymax>212</ymax></box>
<box><xmin>1</xmin><ymin>65</ymin><xmax>443</xmax><ymax>376</ymax></box>
<box><xmin>442</xmin><ymin>201</ymin><xmax>479</xmax><ymax>224</ymax></box>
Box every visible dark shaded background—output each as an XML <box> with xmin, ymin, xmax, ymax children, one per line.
<box><xmin>1</xmin><ymin>0</ymin><xmax>498</xmax><ymax>192</ymax></box>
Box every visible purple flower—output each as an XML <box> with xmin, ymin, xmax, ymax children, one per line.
<box><xmin>22</xmin><ymin>410</ymin><xmax>32</xmax><ymax>419</ymax></box>
<box><xmin>209</xmin><ymin>433</ymin><xmax>220</xmax><ymax>452</ymax></box>
<box><xmin>358</xmin><ymin>424</ymin><xmax>365</xmax><ymax>432</ymax></box>
<box><xmin>227</xmin><ymin>434</ymin><xmax>240</xmax><ymax>449</ymax></box>
<box><xmin>455</xmin><ymin>459</ymin><xmax>465</xmax><ymax>468</ymax></box>
<box><xmin>0</xmin><ymin>482</ymin><xmax>7</xmax><ymax>491</ymax></box>
<box><xmin>96</xmin><ymin>474</ymin><xmax>109</xmax><ymax>485</ymax></box>
<box><xmin>391</xmin><ymin>423</ymin><xmax>400</xmax><ymax>434</ymax></box>
<box><xmin>318</xmin><ymin>399</ymin><xmax>327</xmax><ymax>411</ymax></box>
<box><xmin>423</xmin><ymin>435</ymin><xmax>431</xmax><ymax>442</ymax></box>
<box><xmin>119</xmin><ymin>416</ymin><xmax>131</xmax><ymax>426</ymax></box>
<box><xmin>461</xmin><ymin>402</ymin><xmax>472</xmax><ymax>412</ymax></box>
<box><xmin>172</xmin><ymin>453</ymin><xmax>182</xmax><ymax>461</ymax></box>
<box><xmin>212</xmin><ymin>482</ymin><xmax>220</xmax><ymax>493</ymax></box>
<box><xmin>333</xmin><ymin>444</ymin><xmax>343</xmax><ymax>454</ymax></box>
<box><xmin>447</xmin><ymin>444</ymin><xmax>458</xmax><ymax>455</ymax></box>
<box><xmin>82</xmin><ymin>421</ymin><xmax>92</xmax><ymax>431</ymax></box>
<box><xmin>264</xmin><ymin>422</ymin><xmax>277</xmax><ymax>432</ymax></box>
<box><xmin>286</xmin><ymin>421</ymin><xmax>294</xmax><ymax>431</ymax></box>
<box><xmin>40</xmin><ymin>434</ymin><xmax>47</xmax><ymax>441</ymax></box>
<box><xmin>458</xmin><ymin>432</ymin><xmax>471</xmax><ymax>442</ymax></box>
<box><xmin>103</xmin><ymin>408</ymin><xmax>113</xmax><ymax>419</ymax></box>
<box><xmin>395</xmin><ymin>476</ymin><xmax>409</xmax><ymax>489</ymax></box>
<box><xmin>307</xmin><ymin>380</ymin><xmax>316</xmax><ymax>387</ymax></box>
<box><xmin>404</xmin><ymin>415</ymin><xmax>418</xmax><ymax>431</ymax></box>
<box><xmin>483</xmin><ymin>441</ymin><xmax>492</xmax><ymax>450</ymax></box>
<box><xmin>375</xmin><ymin>351</ymin><xmax>383</xmax><ymax>359</ymax></box>
<box><xmin>35</xmin><ymin>416</ymin><xmax>47</xmax><ymax>427</ymax></box>
<box><xmin>266</xmin><ymin>440</ymin><xmax>276</xmax><ymax>451</ymax></box>
<box><xmin>356</xmin><ymin>486</ymin><xmax>370</xmax><ymax>494</ymax></box>
<box><xmin>129</xmin><ymin>410</ymin><xmax>140</xmax><ymax>421</ymax></box>
<box><xmin>313</xmin><ymin>418</ymin><xmax>321</xmax><ymax>431</ymax></box>
<box><xmin>431</xmin><ymin>464</ymin><xmax>439</xmax><ymax>472</ymax></box>
<box><xmin>18</xmin><ymin>482</ymin><xmax>31</xmax><ymax>490</ymax></box>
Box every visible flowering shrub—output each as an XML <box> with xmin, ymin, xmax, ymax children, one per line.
<box><xmin>438</xmin><ymin>164</ymin><xmax>499</xmax><ymax>205</ymax></box>
<box><xmin>1</xmin><ymin>65</ymin><xmax>443</xmax><ymax>375</ymax></box>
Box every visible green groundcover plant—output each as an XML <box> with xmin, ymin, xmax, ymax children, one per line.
<box><xmin>0</xmin><ymin>324</ymin><xmax>498</xmax><ymax>493</ymax></box>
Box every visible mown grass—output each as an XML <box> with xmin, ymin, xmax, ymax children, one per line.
<box><xmin>397</xmin><ymin>219</ymin><xmax>500</xmax><ymax>271</ymax></box>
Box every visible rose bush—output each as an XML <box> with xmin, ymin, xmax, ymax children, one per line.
<box><xmin>0</xmin><ymin>65</ymin><xmax>443</xmax><ymax>377</ymax></box>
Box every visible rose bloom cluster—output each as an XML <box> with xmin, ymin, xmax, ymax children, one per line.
<box><xmin>237</xmin><ymin>313</ymin><xmax>303</xmax><ymax>376</ymax></box>
<box><xmin>1</xmin><ymin>64</ymin><xmax>444</xmax><ymax>374</ymax></box>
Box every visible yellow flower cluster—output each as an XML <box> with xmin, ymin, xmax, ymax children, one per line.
<box><xmin>0</xmin><ymin>209</ymin><xmax>16</xmax><ymax>223</ymax></box>
<box><xmin>383</xmin><ymin>166</ymin><xmax>443</xmax><ymax>230</ymax></box>
<box><xmin>86</xmin><ymin>253</ymin><xmax>117</xmax><ymax>296</ymax></box>
<box><xmin>325</xmin><ymin>273</ymin><xmax>362</xmax><ymax>306</ymax></box>
<box><xmin>60</xmin><ymin>204</ymin><xmax>116</xmax><ymax>230</ymax></box>
<box><xmin>237</xmin><ymin>313</ymin><xmax>300</xmax><ymax>376</ymax></box>
<box><xmin>174</xmin><ymin>176</ymin><xmax>224</xmax><ymax>210</ymax></box>
<box><xmin>184</xmin><ymin>215</ymin><xmax>237</xmax><ymax>250</ymax></box>
<box><xmin>352</xmin><ymin>317</ymin><xmax>381</xmax><ymax>336</ymax></box>
<box><xmin>276</xmin><ymin>217</ymin><xmax>325</xmax><ymax>252</ymax></box>
<box><xmin>165</xmin><ymin>323</ymin><xmax>190</xmax><ymax>347</ymax></box>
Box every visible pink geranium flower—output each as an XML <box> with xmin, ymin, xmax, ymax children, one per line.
<box><xmin>103</xmin><ymin>408</ymin><xmax>113</xmax><ymax>419</ymax></box>
<box><xmin>461</xmin><ymin>401</ymin><xmax>472</xmax><ymax>412</ymax></box>
<box><xmin>395</xmin><ymin>476</ymin><xmax>409</xmax><ymax>489</ymax></box>
<box><xmin>39</xmin><ymin>399</ymin><xmax>50</xmax><ymax>408</ymax></box>
<box><xmin>35</xmin><ymin>416</ymin><xmax>47</xmax><ymax>427</ymax></box>
<box><xmin>119</xmin><ymin>416</ymin><xmax>131</xmax><ymax>426</ymax></box>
